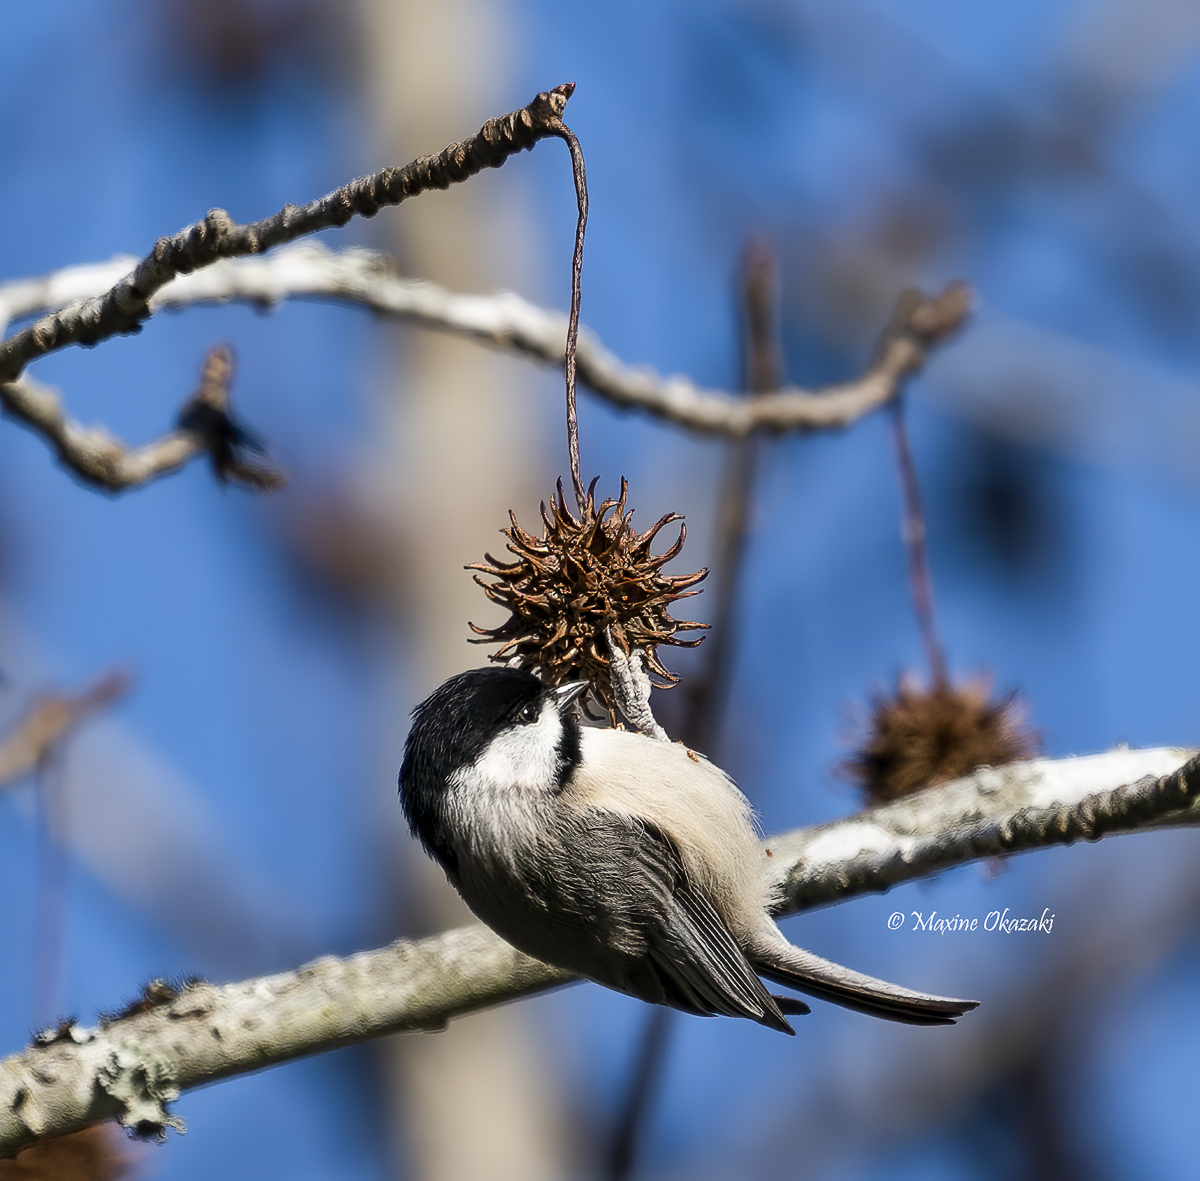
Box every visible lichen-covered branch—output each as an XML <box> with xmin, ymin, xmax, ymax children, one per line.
<box><xmin>1</xmin><ymin>244</ymin><xmax>970</xmax><ymax>442</ymax></box>
<box><xmin>0</xmin><ymin>928</ymin><xmax>571</xmax><ymax>1158</ymax></box>
<box><xmin>1</xmin><ymin>744</ymin><xmax>1196</xmax><ymax>1157</ymax></box>
<box><xmin>765</xmin><ymin>745</ymin><xmax>1200</xmax><ymax>910</ymax></box>
<box><xmin>0</xmin><ymin>86</ymin><xmax>576</xmax><ymax>384</ymax></box>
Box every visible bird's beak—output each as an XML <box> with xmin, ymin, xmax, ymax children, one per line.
<box><xmin>552</xmin><ymin>680</ymin><xmax>589</xmax><ymax>711</ymax></box>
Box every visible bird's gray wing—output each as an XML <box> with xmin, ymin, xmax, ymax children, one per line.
<box><xmin>578</xmin><ymin>811</ymin><xmax>800</xmax><ymax>1034</ymax></box>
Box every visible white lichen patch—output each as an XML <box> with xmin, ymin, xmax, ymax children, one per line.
<box><xmin>1020</xmin><ymin>748</ymin><xmax>1192</xmax><ymax>811</ymax></box>
<box><xmin>97</xmin><ymin>1044</ymin><xmax>185</xmax><ymax>1141</ymax></box>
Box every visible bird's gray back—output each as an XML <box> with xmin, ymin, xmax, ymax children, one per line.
<box><xmin>562</xmin><ymin>728</ymin><xmax>775</xmax><ymax>942</ymax></box>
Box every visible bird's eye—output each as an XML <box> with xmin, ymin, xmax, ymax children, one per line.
<box><xmin>518</xmin><ymin>702</ymin><xmax>539</xmax><ymax>724</ymax></box>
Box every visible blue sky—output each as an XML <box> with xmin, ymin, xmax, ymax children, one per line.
<box><xmin>4</xmin><ymin>1</ymin><xmax>1200</xmax><ymax>1178</ymax></box>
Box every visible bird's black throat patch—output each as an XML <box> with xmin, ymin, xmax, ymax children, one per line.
<box><xmin>555</xmin><ymin>712</ymin><xmax>582</xmax><ymax>792</ymax></box>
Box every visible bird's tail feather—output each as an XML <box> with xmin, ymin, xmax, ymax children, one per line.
<box><xmin>753</xmin><ymin>941</ymin><xmax>978</xmax><ymax>1026</ymax></box>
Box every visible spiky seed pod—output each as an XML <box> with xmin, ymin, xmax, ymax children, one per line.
<box><xmin>841</xmin><ymin>674</ymin><xmax>1041</xmax><ymax>804</ymax></box>
<box><xmin>468</xmin><ymin>478</ymin><xmax>708</xmax><ymax>723</ymax></box>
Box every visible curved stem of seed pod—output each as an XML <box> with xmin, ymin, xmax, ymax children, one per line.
<box><xmin>890</xmin><ymin>397</ymin><xmax>948</xmax><ymax>688</ymax></box>
<box><xmin>549</xmin><ymin>122</ymin><xmax>589</xmax><ymax>511</ymax></box>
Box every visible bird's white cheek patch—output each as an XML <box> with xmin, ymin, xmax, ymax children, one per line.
<box><xmin>470</xmin><ymin>706</ymin><xmax>564</xmax><ymax>795</ymax></box>
<box><xmin>443</xmin><ymin>707</ymin><xmax>564</xmax><ymax>863</ymax></box>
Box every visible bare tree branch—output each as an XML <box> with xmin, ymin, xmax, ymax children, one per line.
<box><xmin>0</xmin><ymin>672</ymin><xmax>130</xmax><ymax>788</ymax></box>
<box><xmin>0</xmin><ymin>376</ymin><xmax>204</xmax><ymax>492</ymax></box>
<box><xmin>173</xmin><ymin>254</ymin><xmax>969</xmax><ymax>435</ymax></box>
<box><xmin>0</xmin><ymin>744</ymin><xmax>1195</xmax><ymax>1157</ymax></box>
<box><xmin>0</xmin><ymin>347</ymin><xmax>284</xmax><ymax>493</ymax></box>
<box><xmin>0</xmin><ymin>83</ymin><xmax>962</xmax><ymax>495</ymax></box>
<box><xmin>0</xmin><ymin>87</ymin><xmax>575</xmax><ymax>492</ymax></box>
<box><xmin>766</xmin><ymin>745</ymin><xmax>1200</xmax><ymax>911</ymax></box>
<box><xmin>0</xmin><ymin>86</ymin><xmax>577</xmax><ymax>384</ymax></box>
<box><xmin>1</xmin><ymin>245</ymin><xmax>970</xmax><ymax>448</ymax></box>
<box><xmin>0</xmin><ymin>927</ymin><xmax>571</xmax><ymax>1158</ymax></box>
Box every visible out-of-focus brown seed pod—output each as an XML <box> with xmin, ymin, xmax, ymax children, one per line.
<box><xmin>841</xmin><ymin>673</ymin><xmax>1041</xmax><ymax>804</ymax></box>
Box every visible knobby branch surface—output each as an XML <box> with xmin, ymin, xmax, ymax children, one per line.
<box><xmin>0</xmin><ymin>672</ymin><xmax>130</xmax><ymax>788</ymax></box>
<box><xmin>0</xmin><ymin>86</ymin><xmax>576</xmax><ymax>491</ymax></box>
<box><xmin>0</xmin><ymin>86</ymin><xmax>576</xmax><ymax>384</ymax></box>
<box><xmin>0</xmin><ymin>246</ymin><xmax>970</xmax><ymax>493</ymax></box>
<box><xmin>1</xmin><ymin>744</ymin><xmax>1196</xmax><ymax>1157</ymax></box>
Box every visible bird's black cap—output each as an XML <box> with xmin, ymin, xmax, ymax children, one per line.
<box><xmin>399</xmin><ymin>667</ymin><xmax>551</xmax><ymax>873</ymax></box>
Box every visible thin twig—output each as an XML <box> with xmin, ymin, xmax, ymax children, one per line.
<box><xmin>1</xmin><ymin>348</ymin><xmax>284</xmax><ymax>494</ymax></box>
<box><xmin>606</xmin><ymin>1006</ymin><xmax>673</xmax><ymax>1181</ymax></box>
<box><xmin>32</xmin><ymin>759</ymin><xmax>68</xmax><ymax>1031</ymax></box>
<box><xmin>882</xmin><ymin>288</ymin><xmax>972</xmax><ymax>687</ymax></box>
<box><xmin>609</xmin><ymin>242</ymin><xmax>785</xmax><ymax>1180</ymax></box>
<box><xmin>681</xmin><ymin>239</ymin><xmax>782</xmax><ymax>751</ymax></box>
<box><xmin>0</xmin><ymin>86</ymin><xmax>577</xmax><ymax>384</ymax></box>
<box><xmin>890</xmin><ymin>398</ymin><xmax>947</xmax><ymax>687</ymax></box>
<box><xmin>1</xmin><ymin>674</ymin><xmax>134</xmax><ymax>1029</ymax></box>
<box><xmin>0</xmin><ymin>376</ymin><xmax>202</xmax><ymax>492</ymax></box>
<box><xmin>176</xmin><ymin>346</ymin><xmax>287</xmax><ymax>491</ymax></box>
<box><xmin>0</xmin><ymin>745</ymin><xmax>1196</xmax><ymax>1157</ymax></box>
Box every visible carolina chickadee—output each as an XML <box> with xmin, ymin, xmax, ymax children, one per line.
<box><xmin>399</xmin><ymin>667</ymin><xmax>977</xmax><ymax>1033</ymax></box>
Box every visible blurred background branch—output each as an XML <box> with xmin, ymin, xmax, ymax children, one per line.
<box><xmin>0</xmin><ymin>246</ymin><xmax>968</xmax><ymax>493</ymax></box>
<box><xmin>0</xmin><ymin>672</ymin><xmax>129</xmax><ymax>789</ymax></box>
<box><xmin>0</xmin><ymin>345</ymin><xmax>284</xmax><ymax>493</ymax></box>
